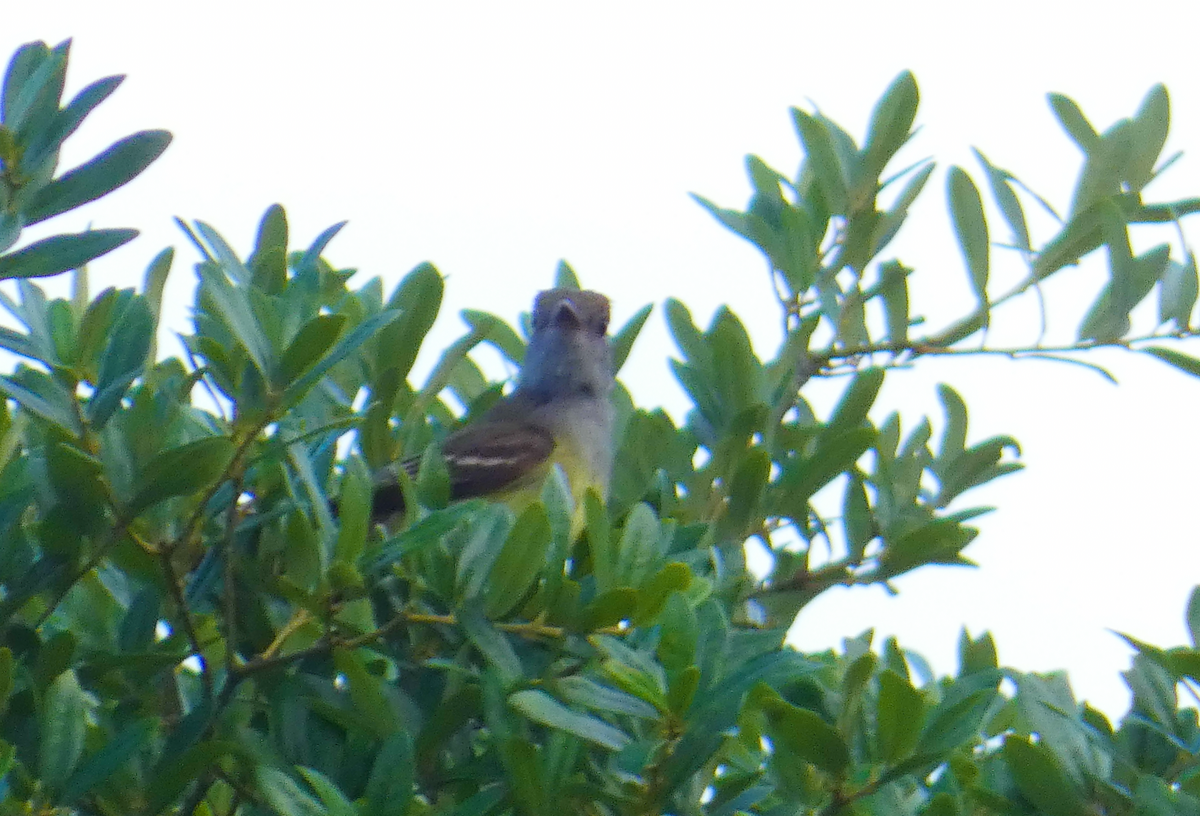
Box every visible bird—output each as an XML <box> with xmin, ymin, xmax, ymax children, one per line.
<box><xmin>367</xmin><ymin>288</ymin><xmax>615</xmax><ymax>525</ymax></box>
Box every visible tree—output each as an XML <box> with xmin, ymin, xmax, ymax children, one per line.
<box><xmin>1</xmin><ymin>37</ymin><xmax>1200</xmax><ymax>816</ymax></box>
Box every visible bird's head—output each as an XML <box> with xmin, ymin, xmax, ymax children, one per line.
<box><xmin>520</xmin><ymin>288</ymin><xmax>613</xmax><ymax>402</ymax></box>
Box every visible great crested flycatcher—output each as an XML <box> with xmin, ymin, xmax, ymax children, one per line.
<box><xmin>368</xmin><ymin>288</ymin><xmax>615</xmax><ymax>522</ymax></box>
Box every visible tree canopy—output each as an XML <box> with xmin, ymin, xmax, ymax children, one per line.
<box><xmin>1</xmin><ymin>38</ymin><xmax>1200</xmax><ymax>816</ymax></box>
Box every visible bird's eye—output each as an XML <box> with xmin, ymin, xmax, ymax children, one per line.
<box><xmin>597</xmin><ymin>319</ymin><xmax>609</xmax><ymax>335</ymax></box>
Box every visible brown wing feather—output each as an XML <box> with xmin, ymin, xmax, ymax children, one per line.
<box><xmin>369</xmin><ymin>411</ymin><xmax>555</xmax><ymax>520</ymax></box>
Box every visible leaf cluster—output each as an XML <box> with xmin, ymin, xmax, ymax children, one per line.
<box><xmin>1</xmin><ymin>43</ymin><xmax>1200</xmax><ymax>816</ymax></box>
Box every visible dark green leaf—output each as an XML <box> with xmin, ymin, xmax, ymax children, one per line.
<box><xmin>255</xmin><ymin>766</ymin><xmax>327</xmax><ymax>816</ymax></box>
<box><xmin>24</xmin><ymin>131</ymin><xmax>172</xmax><ymax>225</ymax></box>
<box><xmin>509</xmin><ymin>689</ymin><xmax>630</xmax><ymax>750</ymax></box>
<box><xmin>127</xmin><ymin>436</ymin><xmax>235</xmax><ymax>516</ymax></box>
<box><xmin>20</xmin><ymin>75</ymin><xmax>123</xmax><ymax>172</ymax></box>
<box><xmin>461</xmin><ymin>605</ymin><xmax>523</xmax><ymax>687</ymax></box>
<box><xmin>60</xmin><ymin>718</ymin><xmax>155</xmax><ymax>803</ymax></box>
<box><xmin>198</xmin><ymin>262</ymin><xmax>273</xmax><ymax>377</ymax></box>
<box><xmin>40</xmin><ymin>669</ymin><xmax>89</xmax><ymax>791</ymax></box>
<box><xmin>1003</xmin><ymin>735</ymin><xmax>1091</xmax><ymax>816</ymax></box>
<box><xmin>295</xmin><ymin>220</ymin><xmax>346</xmax><ymax>275</ymax></box>
<box><xmin>296</xmin><ymin>768</ymin><xmax>357</xmax><ymax>816</ymax></box>
<box><xmin>484</xmin><ymin>502</ymin><xmax>551</xmax><ymax>618</ymax></box>
<box><xmin>89</xmin><ymin>295</ymin><xmax>153</xmax><ymax>427</ymax></box>
<box><xmin>363</xmin><ymin>731</ymin><xmax>414</xmax><ymax>816</ymax></box>
<box><xmin>0</xmin><ymin>372</ymin><xmax>80</xmax><ymax>433</ymax></box>
<box><xmin>373</xmin><ymin>262</ymin><xmax>443</xmax><ymax>381</ymax></box>
<box><xmin>279</xmin><ymin>313</ymin><xmax>348</xmax><ymax>384</ymax></box>
<box><xmin>877</xmin><ymin>670</ymin><xmax>925</xmax><ymax>764</ymax></box>
<box><xmin>0</xmin><ymin>229</ymin><xmax>137</xmax><ymax>280</ymax></box>
<box><xmin>762</xmin><ymin>695</ymin><xmax>850</xmax><ymax>776</ymax></box>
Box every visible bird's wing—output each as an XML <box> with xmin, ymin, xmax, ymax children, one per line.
<box><xmin>369</xmin><ymin>418</ymin><xmax>556</xmax><ymax>519</ymax></box>
<box><xmin>439</xmin><ymin>419</ymin><xmax>556</xmax><ymax>498</ymax></box>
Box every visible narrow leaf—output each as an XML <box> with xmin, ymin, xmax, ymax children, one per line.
<box><xmin>0</xmin><ymin>229</ymin><xmax>137</xmax><ymax>280</ymax></box>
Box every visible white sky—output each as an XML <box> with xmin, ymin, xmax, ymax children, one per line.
<box><xmin>7</xmin><ymin>1</ymin><xmax>1200</xmax><ymax>717</ymax></box>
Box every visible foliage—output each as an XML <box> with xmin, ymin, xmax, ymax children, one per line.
<box><xmin>0</xmin><ymin>39</ymin><xmax>1199</xmax><ymax>816</ymax></box>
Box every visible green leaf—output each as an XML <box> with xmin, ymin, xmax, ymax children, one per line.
<box><xmin>198</xmin><ymin>260</ymin><xmax>273</xmax><ymax>376</ymax></box>
<box><xmin>60</xmin><ymin>718</ymin><xmax>155</xmax><ymax>803</ymax></box>
<box><xmin>0</xmin><ymin>648</ymin><xmax>11</xmax><ymax>716</ymax></box>
<box><xmin>614</xmin><ymin>502</ymin><xmax>662</xmax><ymax>589</ymax></box>
<box><xmin>0</xmin><ymin>229</ymin><xmax>138</xmax><ymax>280</ymax></box>
<box><xmin>973</xmin><ymin>148</ymin><xmax>1031</xmax><ymax>254</ymax></box>
<box><xmin>579</xmin><ymin>588</ymin><xmax>638</xmax><ymax>631</ymax></box>
<box><xmin>0</xmin><ymin>372</ymin><xmax>80</xmax><ymax>434</ymax></box>
<box><xmin>761</xmin><ymin>695</ymin><xmax>850</xmax><ymax>776</ymax></box>
<box><xmin>1032</xmin><ymin>203</ymin><xmax>1105</xmax><ymax>280</ymax></box>
<box><xmin>5</xmin><ymin>41</ymin><xmax>66</xmax><ymax>140</ymax></box>
<box><xmin>1159</xmin><ymin>255</ymin><xmax>1198</xmax><ymax>329</ymax></box>
<box><xmin>1125</xmin><ymin>84</ymin><xmax>1170</xmax><ymax>192</ymax></box>
<box><xmin>1048</xmin><ymin>93</ymin><xmax>1099</xmax><ymax>153</ymax></box>
<box><xmin>141</xmin><ymin>247</ymin><xmax>173</xmax><ymax>361</ymax></box>
<box><xmin>296</xmin><ymin>768</ymin><xmax>358</xmax><ymax>816</ymax></box>
<box><xmin>88</xmin><ymin>295</ymin><xmax>153</xmax><ymax>428</ymax></box>
<box><xmin>1144</xmin><ymin>346</ymin><xmax>1200</xmax><ymax>379</ymax></box>
<box><xmin>509</xmin><ymin>689</ymin><xmax>631</xmax><ymax>750</ymax></box>
<box><xmin>554</xmin><ymin>259</ymin><xmax>580</xmax><ymax>289</ymax></box>
<box><xmin>126</xmin><ymin>436</ymin><xmax>236</xmax><ymax>516</ymax></box>
<box><xmin>556</xmin><ymin>676</ymin><xmax>658</xmax><ymax>720</ymax></box>
<box><xmin>374</xmin><ymin>263</ymin><xmax>443</xmax><ymax>380</ymax></box>
<box><xmin>610</xmin><ymin>303</ymin><xmax>652</xmax><ymax>375</ymax></box>
<box><xmin>872</xmin><ymin>161</ymin><xmax>935</xmax><ymax>256</ymax></box>
<box><xmin>842</xmin><ymin>472</ymin><xmax>873</xmax><ymax>559</ymax></box>
<box><xmin>24</xmin><ymin>130</ymin><xmax>172</xmax><ymax>225</ymax></box>
<box><xmin>792</xmin><ymin>107</ymin><xmax>849</xmax><ymax>214</ymax></box>
<box><xmin>47</xmin><ymin>442</ymin><xmax>107</xmax><ymax>532</ymax></box>
<box><xmin>278</xmin><ymin>313</ymin><xmax>348</xmax><ymax>384</ymax></box>
<box><xmin>461</xmin><ymin>605</ymin><xmax>523</xmax><ymax>687</ymax></box>
<box><xmin>1069</xmin><ymin>120</ymin><xmax>1133</xmax><ymax>219</ymax></box>
<box><xmin>947</xmin><ymin>166</ymin><xmax>990</xmax><ymax>310</ymax></box>
<box><xmin>248</xmin><ymin>204</ymin><xmax>289</xmax><ymax>293</ymax></box>
<box><xmin>20</xmin><ymin>74</ymin><xmax>123</xmax><ymax>172</ymax></box>
<box><xmin>40</xmin><ymin>670</ymin><xmax>89</xmax><ymax>792</ymax></box>
<box><xmin>1188</xmin><ymin>587</ymin><xmax>1200</xmax><ymax>648</ymax></box>
<box><xmin>255</xmin><ymin>766</ymin><xmax>327</xmax><ymax>816</ymax></box>
<box><xmin>878</xmin><ymin>260</ymin><xmax>910</xmax><ymax>347</ymax></box>
<box><xmin>916</xmin><ymin>686</ymin><xmax>996</xmax><ymax>755</ymax></box>
<box><xmin>879</xmin><ymin>518</ymin><xmax>977</xmax><ymax>577</ymax></box>
<box><xmin>332</xmin><ymin>650</ymin><xmax>400</xmax><ymax>736</ymax></box>
<box><xmin>334</xmin><ymin>456</ymin><xmax>370</xmax><ymax>566</ymax></box>
<box><xmin>363</xmin><ymin>731</ymin><xmax>414</xmax><ymax>816</ymax></box>
<box><xmin>295</xmin><ymin>221</ymin><xmax>345</xmax><ymax>275</ymax></box>
<box><xmin>2</xmin><ymin>42</ymin><xmax>51</xmax><ymax>126</ymax></box>
<box><xmin>484</xmin><ymin>502</ymin><xmax>552</xmax><ymax>618</ymax></box>
<box><xmin>827</xmin><ymin>367</ymin><xmax>884</xmax><ymax>432</ymax></box>
<box><xmin>860</xmin><ymin>71</ymin><xmax>919</xmax><ymax>186</ymax></box>
<box><xmin>877</xmin><ymin>670</ymin><xmax>925</xmax><ymax>764</ymax></box>
<box><xmin>1003</xmin><ymin>735</ymin><xmax>1091</xmax><ymax>816</ymax></box>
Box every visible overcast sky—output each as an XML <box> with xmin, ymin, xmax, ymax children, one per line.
<box><xmin>7</xmin><ymin>1</ymin><xmax>1200</xmax><ymax>716</ymax></box>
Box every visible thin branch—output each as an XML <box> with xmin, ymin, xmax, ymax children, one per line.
<box><xmin>160</xmin><ymin>551</ymin><xmax>213</xmax><ymax>703</ymax></box>
<box><xmin>221</xmin><ymin>475</ymin><xmax>242</xmax><ymax>679</ymax></box>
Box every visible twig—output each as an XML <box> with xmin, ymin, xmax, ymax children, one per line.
<box><xmin>160</xmin><ymin>551</ymin><xmax>213</xmax><ymax>703</ymax></box>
